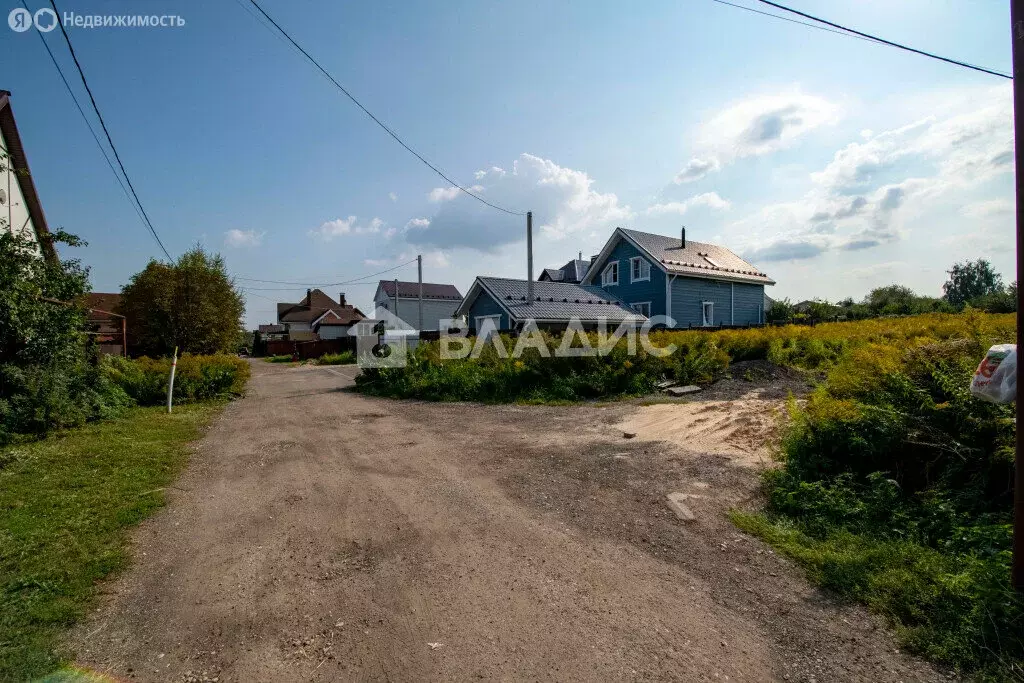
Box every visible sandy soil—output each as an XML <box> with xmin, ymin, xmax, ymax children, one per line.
<box><xmin>615</xmin><ymin>400</ymin><xmax>783</xmax><ymax>468</ymax></box>
<box><xmin>66</xmin><ymin>360</ymin><xmax>946</xmax><ymax>682</ymax></box>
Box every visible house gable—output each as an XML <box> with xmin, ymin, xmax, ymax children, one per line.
<box><xmin>0</xmin><ymin>90</ymin><xmax>56</xmax><ymax>262</ymax></box>
<box><xmin>584</xmin><ymin>231</ymin><xmax>667</xmax><ymax>318</ymax></box>
<box><xmin>458</xmin><ymin>279</ymin><xmax>514</xmax><ymax>332</ymax></box>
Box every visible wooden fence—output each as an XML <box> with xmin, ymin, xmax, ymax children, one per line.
<box><xmin>263</xmin><ymin>337</ymin><xmax>355</xmax><ymax>360</ymax></box>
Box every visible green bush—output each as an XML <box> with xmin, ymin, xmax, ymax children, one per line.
<box><xmin>355</xmin><ymin>313</ymin><xmax>1013</xmax><ymax>404</ymax></box>
<box><xmin>356</xmin><ymin>331</ymin><xmax>716</xmax><ymax>403</ymax></box>
<box><xmin>315</xmin><ymin>351</ymin><xmax>355</xmax><ymax>365</ymax></box>
<box><xmin>102</xmin><ymin>354</ymin><xmax>249</xmax><ymax>406</ymax></box>
<box><xmin>265</xmin><ymin>355</ymin><xmax>295</xmax><ymax>363</ymax></box>
<box><xmin>742</xmin><ymin>332</ymin><xmax>1022</xmax><ymax>678</ymax></box>
<box><xmin>0</xmin><ymin>229</ymin><xmax>132</xmax><ymax>444</ymax></box>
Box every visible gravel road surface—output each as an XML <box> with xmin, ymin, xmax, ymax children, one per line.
<box><xmin>69</xmin><ymin>361</ymin><xmax>945</xmax><ymax>682</ymax></box>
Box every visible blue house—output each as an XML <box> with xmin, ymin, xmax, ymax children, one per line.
<box><xmin>455</xmin><ymin>277</ymin><xmax>645</xmax><ymax>333</ymax></box>
<box><xmin>580</xmin><ymin>227</ymin><xmax>774</xmax><ymax>327</ymax></box>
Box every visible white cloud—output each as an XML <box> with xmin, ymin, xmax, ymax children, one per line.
<box><xmin>673</xmin><ymin>157</ymin><xmax>721</xmax><ymax>184</ymax></box>
<box><xmin>675</xmin><ymin>91</ymin><xmax>840</xmax><ymax>182</ymax></box>
<box><xmin>405</xmin><ymin>217</ymin><xmax>430</xmax><ymax>230</ymax></box>
<box><xmin>363</xmin><ymin>250</ymin><xmax>449</xmax><ymax>269</ymax></box>
<box><xmin>389</xmin><ymin>191</ymin><xmax>398</xmax><ymax>202</ymax></box>
<box><xmin>428</xmin><ymin>186</ymin><xmax>461</xmax><ymax>202</ymax></box>
<box><xmin>962</xmin><ymin>198</ymin><xmax>1014</xmax><ymax>219</ymax></box>
<box><xmin>223</xmin><ymin>229</ymin><xmax>264</xmax><ymax>247</ymax></box>
<box><xmin>309</xmin><ymin>215</ymin><xmax>386</xmax><ymax>241</ymax></box>
<box><xmin>645</xmin><ymin>192</ymin><xmax>730</xmax><ymax>216</ymax></box>
<box><xmin>409</xmin><ymin>153</ymin><xmax>632</xmax><ymax>251</ymax></box>
<box><xmin>730</xmin><ymin>86</ymin><xmax>1012</xmax><ymax>263</ymax></box>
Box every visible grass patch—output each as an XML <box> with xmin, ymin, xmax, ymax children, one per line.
<box><xmin>264</xmin><ymin>355</ymin><xmax>295</xmax><ymax>364</ymax></box>
<box><xmin>0</xmin><ymin>403</ymin><xmax>221</xmax><ymax>681</ymax></box>
<box><xmin>314</xmin><ymin>351</ymin><xmax>355</xmax><ymax>366</ymax></box>
<box><xmin>733</xmin><ymin>512</ymin><xmax>1023</xmax><ymax>681</ymax></box>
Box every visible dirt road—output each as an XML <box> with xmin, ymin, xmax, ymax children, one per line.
<box><xmin>70</xmin><ymin>361</ymin><xmax>944</xmax><ymax>682</ymax></box>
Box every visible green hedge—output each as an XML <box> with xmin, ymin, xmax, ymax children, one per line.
<box><xmin>356</xmin><ymin>332</ymin><xmax>729</xmax><ymax>402</ymax></box>
<box><xmin>102</xmin><ymin>354</ymin><xmax>250</xmax><ymax>406</ymax></box>
<box><xmin>739</xmin><ymin>334</ymin><xmax>1022</xmax><ymax>678</ymax></box>
<box><xmin>355</xmin><ymin>313</ymin><xmax>1013</xmax><ymax>404</ymax></box>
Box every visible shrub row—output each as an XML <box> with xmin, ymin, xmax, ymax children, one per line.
<box><xmin>356</xmin><ymin>312</ymin><xmax>1013</xmax><ymax>403</ymax></box>
<box><xmin>101</xmin><ymin>354</ymin><xmax>250</xmax><ymax>406</ymax></box>
<box><xmin>736</xmin><ymin>318</ymin><xmax>1021</xmax><ymax>678</ymax></box>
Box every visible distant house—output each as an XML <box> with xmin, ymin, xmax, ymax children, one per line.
<box><xmin>538</xmin><ymin>254</ymin><xmax>591</xmax><ymax>284</ymax></box>
<box><xmin>276</xmin><ymin>289</ymin><xmax>365</xmax><ymax>340</ymax></box>
<box><xmin>257</xmin><ymin>323</ymin><xmax>287</xmax><ymax>340</ymax></box>
<box><xmin>373</xmin><ymin>280</ymin><xmax>462</xmax><ymax>331</ymax></box>
<box><xmin>1</xmin><ymin>90</ymin><xmax>57</xmax><ymax>261</ymax></box>
<box><xmin>455</xmin><ymin>277</ymin><xmax>645</xmax><ymax>334</ymax></box>
<box><xmin>83</xmin><ymin>292</ymin><xmax>125</xmax><ymax>356</ymax></box>
<box><xmin>582</xmin><ymin>227</ymin><xmax>774</xmax><ymax>327</ymax></box>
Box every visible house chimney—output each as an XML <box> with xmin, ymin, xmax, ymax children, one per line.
<box><xmin>578</xmin><ymin>251</ymin><xmax>582</xmax><ymax>261</ymax></box>
<box><xmin>681</xmin><ymin>226</ymin><xmax>686</xmax><ymax>249</ymax></box>
<box><xmin>306</xmin><ymin>288</ymin><xmax>312</xmax><ymax>304</ymax></box>
<box><xmin>590</xmin><ymin>254</ymin><xmax>598</xmax><ymax>264</ymax></box>
<box><xmin>339</xmin><ymin>292</ymin><xmax>346</xmax><ymax>307</ymax></box>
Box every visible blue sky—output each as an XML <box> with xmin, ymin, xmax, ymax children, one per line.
<box><xmin>2</xmin><ymin>0</ymin><xmax>1014</xmax><ymax>325</ymax></box>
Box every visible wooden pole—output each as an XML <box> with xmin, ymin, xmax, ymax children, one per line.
<box><xmin>394</xmin><ymin>277</ymin><xmax>399</xmax><ymax>324</ymax></box>
<box><xmin>1012</xmin><ymin>0</ymin><xmax>1024</xmax><ymax>591</ymax></box>
<box><xmin>166</xmin><ymin>346</ymin><xmax>178</xmax><ymax>414</ymax></box>
<box><xmin>122</xmin><ymin>316</ymin><xmax>127</xmax><ymax>358</ymax></box>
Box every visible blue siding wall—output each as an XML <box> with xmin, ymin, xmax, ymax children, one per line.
<box><xmin>670</xmin><ymin>277</ymin><xmax>765</xmax><ymax>327</ymax></box>
<box><xmin>732</xmin><ymin>282</ymin><xmax>766</xmax><ymax>325</ymax></box>
<box><xmin>593</xmin><ymin>237</ymin><xmax>666</xmax><ymax>316</ymax></box>
<box><xmin>466</xmin><ymin>289</ymin><xmax>510</xmax><ymax>331</ymax></box>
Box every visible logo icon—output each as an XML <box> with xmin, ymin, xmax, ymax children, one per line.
<box><xmin>351</xmin><ymin>306</ymin><xmax>415</xmax><ymax>369</ymax></box>
<box><xmin>33</xmin><ymin>8</ymin><xmax>57</xmax><ymax>31</ymax></box>
<box><xmin>8</xmin><ymin>7</ymin><xmax>31</xmax><ymax>31</ymax></box>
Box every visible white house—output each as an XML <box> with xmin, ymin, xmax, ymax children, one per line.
<box><xmin>0</xmin><ymin>90</ymin><xmax>56</xmax><ymax>261</ymax></box>
<box><xmin>373</xmin><ymin>280</ymin><xmax>463</xmax><ymax>331</ymax></box>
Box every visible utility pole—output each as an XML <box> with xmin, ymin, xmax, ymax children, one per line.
<box><xmin>1011</xmin><ymin>0</ymin><xmax>1024</xmax><ymax>592</ymax></box>
<box><xmin>526</xmin><ymin>211</ymin><xmax>534</xmax><ymax>306</ymax></box>
<box><xmin>393</xmin><ymin>277</ymin><xmax>399</xmax><ymax>324</ymax></box>
<box><xmin>417</xmin><ymin>254</ymin><xmax>424</xmax><ymax>332</ymax></box>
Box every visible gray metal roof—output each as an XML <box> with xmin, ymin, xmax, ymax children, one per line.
<box><xmin>468</xmin><ymin>277</ymin><xmax>646</xmax><ymax>323</ymax></box>
<box><xmin>379</xmin><ymin>280</ymin><xmax>462</xmax><ymax>300</ymax></box>
<box><xmin>538</xmin><ymin>259</ymin><xmax>591</xmax><ymax>283</ymax></box>
<box><xmin>617</xmin><ymin>228</ymin><xmax>775</xmax><ymax>285</ymax></box>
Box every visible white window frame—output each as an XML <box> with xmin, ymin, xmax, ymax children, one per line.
<box><xmin>475</xmin><ymin>314</ymin><xmax>502</xmax><ymax>340</ymax></box>
<box><xmin>630</xmin><ymin>257</ymin><xmax>650</xmax><ymax>283</ymax></box>
<box><xmin>602</xmin><ymin>261</ymin><xmax>619</xmax><ymax>286</ymax></box>
<box><xmin>630</xmin><ymin>301</ymin><xmax>651</xmax><ymax>317</ymax></box>
<box><xmin>701</xmin><ymin>301</ymin><xmax>714</xmax><ymax>327</ymax></box>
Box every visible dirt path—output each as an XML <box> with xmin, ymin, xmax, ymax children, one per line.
<box><xmin>69</xmin><ymin>361</ymin><xmax>944</xmax><ymax>682</ymax></box>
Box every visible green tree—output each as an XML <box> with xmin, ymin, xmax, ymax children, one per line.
<box><xmin>765</xmin><ymin>298</ymin><xmax>794</xmax><ymax>323</ymax></box>
<box><xmin>121</xmin><ymin>247</ymin><xmax>245</xmax><ymax>357</ymax></box>
<box><xmin>943</xmin><ymin>259</ymin><xmax>1004</xmax><ymax>308</ymax></box>
<box><xmin>864</xmin><ymin>285</ymin><xmax>921</xmax><ymax>315</ymax></box>
<box><xmin>0</xmin><ymin>229</ymin><xmax>128</xmax><ymax>441</ymax></box>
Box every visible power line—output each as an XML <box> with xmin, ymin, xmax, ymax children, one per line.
<box><xmin>708</xmin><ymin>0</ymin><xmax>885</xmax><ymax>45</ymax></box>
<box><xmin>754</xmin><ymin>0</ymin><xmax>1011</xmax><ymax>79</ymax></box>
<box><xmin>47</xmin><ymin>0</ymin><xmax>174</xmax><ymax>259</ymax></box>
<box><xmin>243</xmin><ymin>0</ymin><xmax>526</xmax><ymax>216</ymax></box>
<box><xmin>234</xmin><ymin>257</ymin><xmax>418</xmax><ymax>288</ymax></box>
<box><xmin>24</xmin><ymin>1</ymin><xmax>150</xmax><ymax>231</ymax></box>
